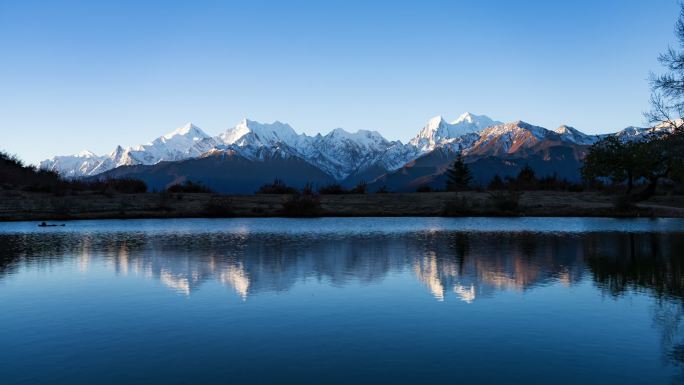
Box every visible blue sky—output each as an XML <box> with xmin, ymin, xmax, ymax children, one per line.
<box><xmin>1</xmin><ymin>0</ymin><xmax>681</xmax><ymax>163</ymax></box>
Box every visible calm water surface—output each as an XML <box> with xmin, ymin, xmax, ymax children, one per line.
<box><xmin>1</xmin><ymin>217</ymin><xmax>684</xmax><ymax>384</ymax></box>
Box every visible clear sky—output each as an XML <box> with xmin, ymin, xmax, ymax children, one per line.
<box><xmin>1</xmin><ymin>0</ymin><xmax>681</xmax><ymax>164</ymax></box>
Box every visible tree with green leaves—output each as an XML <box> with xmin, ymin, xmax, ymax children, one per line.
<box><xmin>446</xmin><ymin>152</ymin><xmax>473</xmax><ymax>191</ymax></box>
<box><xmin>582</xmin><ymin>134</ymin><xmax>672</xmax><ymax>199</ymax></box>
<box><xmin>582</xmin><ymin>136</ymin><xmax>642</xmax><ymax>193</ymax></box>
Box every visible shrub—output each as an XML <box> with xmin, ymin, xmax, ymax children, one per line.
<box><xmin>348</xmin><ymin>181</ymin><xmax>367</xmax><ymax>194</ymax></box>
<box><xmin>318</xmin><ymin>183</ymin><xmax>347</xmax><ymax>194</ymax></box>
<box><xmin>89</xmin><ymin>178</ymin><xmax>148</xmax><ymax>194</ymax></box>
<box><xmin>1</xmin><ymin>151</ymin><xmax>61</xmax><ymax>190</ymax></box>
<box><xmin>517</xmin><ymin>165</ymin><xmax>537</xmax><ymax>185</ymax></box>
<box><xmin>280</xmin><ymin>194</ymin><xmax>321</xmax><ymax>217</ymax></box>
<box><xmin>114</xmin><ymin>178</ymin><xmax>147</xmax><ymax>193</ymax></box>
<box><xmin>488</xmin><ymin>168</ymin><xmax>586</xmax><ymax>192</ymax></box>
<box><xmin>487</xmin><ymin>175</ymin><xmax>506</xmax><ymax>190</ymax></box>
<box><xmin>536</xmin><ymin>174</ymin><xmax>583</xmax><ymax>191</ymax></box>
<box><xmin>301</xmin><ymin>182</ymin><xmax>315</xmax><ymax>195</ymax></box>
<box><xmin>488</xmin><ymin>191</ymin><xmax>521</xmax><ymax>212</ymax></box>
<box><xmin>157</xmin><ymin>191</ymin><xmax>173</xmax><ymax>211</ymax></box>
<box><xmin>375</xmin><ymin>185</ymin><xmax>389</xmax><ymax>194</ymax></box>
<box><xmin>205</xmin><ymin>197</ymin><xmax>235</xmax><ymax>217</ymax></box>
<box><xmin>443</xmin><ymin>195</ymin><xmax>470</xmax><ymax>216</ymax></box>
<box><xmin>257</xmin><ymin>178</ymin><xmax>298</xmax><ymax>194</ymax></box>
<box><xmin>317</xmin><ymin>182</ymin><xmax>366</xmax><ymax>194</ymax></box>
<box><xmin>167</xmin><ymin>180</ymin><xmax>212</xmax><ymax>193</ymax></box>
<box><xmin>509</xmin><ymin>165</ymin><xmax>538</xmax><ymax>190</ymax></box>
<box><xmin>613</xmin><ymin>194</ymin><xmax>636</xmax><ymax>212</ymax></box>
<box><xmin>675</xmin><ymin>181</ymin><xmax>684</xmax><ymax>195</ymax></box>
<box><xmin>0</xmin><ymin>151</ymin><xmax>150</xmax><ymax>194</ymax></box>
<box><xmin>416</xmin><ymin>185</ymin><xmax>434</xmax><ymax>193</ymax></box>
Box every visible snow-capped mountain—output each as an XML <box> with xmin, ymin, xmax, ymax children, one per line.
<box><xmin>121</xmin><ymin>123</ymin><xmax>211</xmax><ymax>165</ymax></box>
<box><xmin>151</xmin><ymin>123</ymin><xmax>211</xmax><ymax>156</ymax></box>
<box><xmin>218</xmin><ymin>119</ymin><xmax>303</xmax><ymax>147</ymax></box>
<box><xmin>193</xmin><ymin>119</ymin><xmax>407</xmax><ymax>180</ymax></box>
<box><xmin>300</xmin><ymin>129</ymin><xmax>398</xmax><ymax>180</ymax></box>
<box><xmin>462</xmin><ymin>120</ymin><xmax>616</xmax><ymax>159</ymax></box>
<box><xmin>554</xmin><ymin>125</ymin><xmax>599</xmax><ymax>145</ymax></box>
<box><xmin>41</xmin><ymin>112</ymin><xmax>666</xmax><ymax>191</ymax></box>
<box><xmin>41</xmin><ymin>122</ymin><xmax>211</xmax><ymax>177</ymax></box>
<box><xmin>197</xmin><ymin>119</ymin><xmax>419</xmax><ymax>181</ymax></box>
<box><xmin>615</xmin><ymin>126</ymin><xmax>650</xmax><ymax>140</ymax></box>
<box><xmin>612</xmin><ymin>121</ymin><xmax>678</xmax><ymax>141</ymax></box>
<box><xmin>38</xmin><ymin>150</ymin><xmax>107</xmax><ymax>178</ymax></box>
<box><xmin>409</xmin><ymin>113</ymin><xmax>501</xmax><ymax>151</ymax></box>
<box><xmin>369</xmin><ymin>121</ymin><xmax>600</xmax><ymax>192</ymax></box>
<box><xmin>200</xmin><ymin>120</ymin><xmax>305</xmax><ymax>164</ymax></box>
<box><xmin>465</xmin><ymin>121</ymin><xmax>553</xmax><ymax>157</ymax></box>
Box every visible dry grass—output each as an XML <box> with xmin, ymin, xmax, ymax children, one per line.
<box><xmin>1</xmin><ymin>190</ymin><xmax>683</xmax><ymax>221</ymax></box>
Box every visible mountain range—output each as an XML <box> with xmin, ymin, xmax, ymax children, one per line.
<box><xmin>39</xmin><ymin>113</ymin><xmax>656</xmax><ymax>193</ymax></box>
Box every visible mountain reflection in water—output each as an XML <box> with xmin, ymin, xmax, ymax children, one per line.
<box><xmin>2</xmin><ymin>227</ymin><xmax>684</xmax><ymax>384</ymax></box>
<box><xmin>1</xmin><ymin>231</ymin><xmax>683</xmax><ymax>303</ymax></box>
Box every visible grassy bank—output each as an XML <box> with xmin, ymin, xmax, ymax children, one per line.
<box><xmin>2</xmin><ymin>190</ymin><xmax>684</xmax><ymax>221</ymax></box>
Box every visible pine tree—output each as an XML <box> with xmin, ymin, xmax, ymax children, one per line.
<box><xmin>513</xmin><ymin>164</ymin><xmax>537</xmax><ymax>190</ymax></box>
<box><xmin>446</xmin><ymin>152</ymin><xmax>472</xmax><ymax>191</ymax></box>
<box><xmin>517</xmin><ymin>164</ymin><xmax>536</xmax><ymax>183</ymax></box>
<box><xmin>488</xmin><ymin>174</ymin><xmax>506</xmax><ymax>190</ymax></box>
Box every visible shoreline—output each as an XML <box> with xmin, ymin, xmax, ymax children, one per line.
<box><xmin>2</xmin><ymin>190</ymin><xmax>684</xmax><ymax>221</ymax></box>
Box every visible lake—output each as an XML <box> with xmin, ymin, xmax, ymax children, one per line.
<box><xmin>1</xmin><ymin>217</ymin><xmax>684</xmax><ymax>385</ymax></box>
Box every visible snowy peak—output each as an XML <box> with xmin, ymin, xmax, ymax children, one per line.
<box><xmin>554</xmin><ymin>125</ymin><xmax>597</xmax><ymax>145</ymax></box>
<box><xmin>479</xmin><ymin>121</ymin><xmax>549</xmax><ymax>140</ymax></box>
<box><xmin>154</xmin><ymin>123</ymin><xmax>210</xmax><ymax>153</ymax></box>
<box><xmin>451</xmin><ymin>112</ymin><xmax>497</xmax><ymax>127</ymax></box>
<box><xmin>324</xmin><ymin>128</ymin><xmax>389</xmax><ymax>147</ymax></box>
<box><xmin>465</xmin><ymin>120</ymin><xmax>602</xmax><ymax>158</ymax></box>
<box><xmin>110</xmin><ymin>145</ymin><xmax>125</xmax><ymax>159</ymax></box>
<box><xmin>41</xmin><ymin>114</ymin><xmax>501</xmax><ymax>180</ymax></box>
<box><xmin>436</xmin><ymin>113</ymin><xmax>498</xmax><ymax>137</ymax></box>
<box><xmin>41</xmin><ymin>123</ymin><xmax>215</xmax><ymax>178</ymax></box>
<box><xmin>554</xmin><ymin>125</ymin><xmax>576</xmax><ymax>135</ymax></box>
<box><xmin>410</xmin><ymin>116</ymin><xmax>447</xmax><ymax>151</ymax></box>
<box><xmin>453</xmin><ymin>112</ymin><xmax>475</xmax><ymax>124</ymax></box>
<box><xmin>38</xmin><ymin>150</ymin><xmax>107</xmax><ymax>179</ymax></box>
<box><xmin>76</xmin><ymin>150</ymin><xmax>98</xmax><ymax>158</ymax></box>
<box><xmin>162</xmin><ymin>122</ymin><xmax>209</xmax><ymax>141</ymax></box>
<box><xmin>614</xmin><ymin>121</ymin><xmax>679</xmax><ymax>141</ymax></box>
<box><xmin>410</xmin><ymin>112</ymin><xmax>501</xmax><ymax>151</ymax></box>
<box><xmin>211</xmin><ymin>120</ymin><xmax>398</xmax><ymax>180</ymax></box>
<box><xmin>426</xmin><ymin>115</ymin><xmax>447</xmax><ymax>131</ymax></box>
<box><xmin>466</xmin><ymin>121</ymin><xmax>552</xmax><ymax>157</ymax></box>
<box><xmin>299</xmin><ymin>127</ymin><xmax>394</xmax><ymax>180</ymax></box>
<box><xmin>219</xmin><ymin>119</ymin><xmax>300</xmax><ymax>147</ymax></box>
<box><xmin>41</xmin><ymin>114</ymin><xmax>661</xmax><ymax>183</ymax></box>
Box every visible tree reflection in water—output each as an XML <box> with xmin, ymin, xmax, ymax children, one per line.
<box><xmin>1</xmin><ymin>229</ymin><xmax>684</xmax><ymax>366</ymax></box>
<box><xmin>583</xmin><ymin>232</ymin><xmax>684</xmax><ymax>368</ymax></box>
